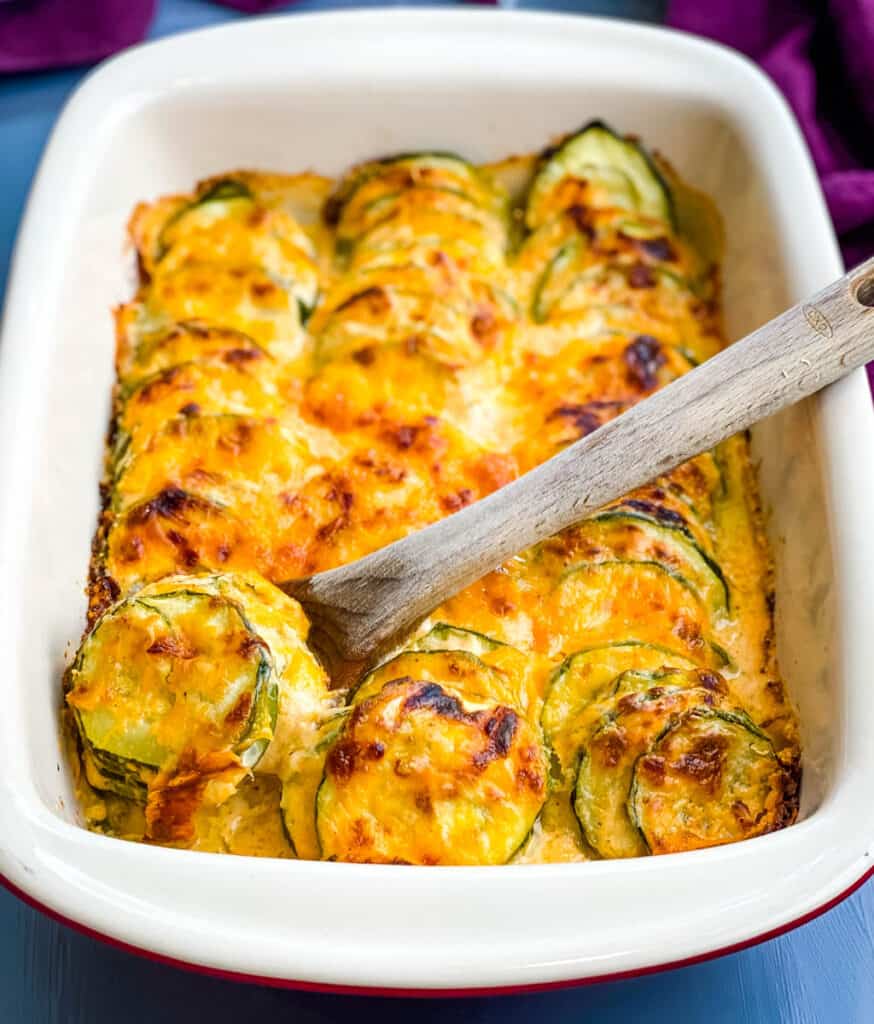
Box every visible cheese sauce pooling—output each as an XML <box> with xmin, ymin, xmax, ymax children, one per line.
<box><xmin>68</xmin><ymin>126</ymin><xmax>800</xmax><ymax>863</ymax></box>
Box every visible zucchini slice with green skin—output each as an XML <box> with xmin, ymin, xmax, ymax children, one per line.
<box><xmin>80</xmin><ymin>737</ymin><xmax>156</xmax><ymax>803</ymax></box>
<box><xmin>585</xmin><ymin>508</ymin><xmax>730</xmax><ymax>615</ymax></box>
<box><xmin>102</xmin><ymin>488</ymin><xmax>266</xmax><ymax>595</ymax></box>
<box><xmin>531</xmin><ymin>235</ymin><xmax>588</xmax><ymax>323</ymax></box>
<box><xmin>111</xmin><ymin>413</ymin><xmax>310</xmax><ymax>516</ymax></box>
<box><xmin>157</xmin><ymin>179</ymin><xmax>254</xmax><ymax>261</ymax></box>
<box><xmin>663</xmin><ymin>451</ymin><xmax>725</xmax><ymax>526</ymax></box>
<box><xmin>116</xmin><ymin>320</ymin><xmax>269</xmax><ymax>388</ymax></box>
<box><xmin>573</xmin><ymin>672</ymin><xmax>729</xmax><ymax>858</ymax></box>
<box><xmin>325</xmin><ymin>152</ymin><xmax>496</xmax><ymax>226</ymax></box>
<box><xmin>526</xmin><ymin>121</ymin><xmax>674</xmax><ymax>230</ymax></box>
<box><xmin>314</xmin><ymin>273</ymin><xmax>515</xmax><ymax>369</ymax></box>
<box><xmin>410</xmin><ymin>622</ymin><xmax>508</xmax><ymax>657</ymax></box>
<box><xmin>155</xmin><ymin>176</ymin><xmax>318</xmax><ymax>287</ymax></box>
<box><xmin>349</xmin><ymin>232</ymin><xmax>495</xmax><ymax>276</ymax></box>
<box><xmin>71</xmin><ymin>572</ymin><xmax>330</xmax><ymax>830</ymax></box>
<box><xmin>315</xmin><ymin>288</ymin><xmax>487</xmax><ymax>369</ymax></box>
<box><xmin>629</xmin><ymin>707</ymin><xmax>791</xmax><ymax>854</ymax></box>
<box><xmin>351</xmin><ymin>649</ymin><xmax>517</xmax><ymax>709</ymax></box>
<box><xmin>345</xmin><ymin>211</ymin><xmax>507</xmax><ymax>274</ymax></box>
<box><xmin>541</xmin><ymin>641</ymin><xmax>698</xmax><ymax>749</ymax></box>
<box><xmin>279</xmin><ymin>711</ymin><xmax>349</xmax><ymax>862</ymax></box>
<box><xmin>545</xmin><ymin>660</ymin><xmax>722</xmax><ymax>790</ymax></box>
<box><xmin>144</xmin><ymin>261</ymin><xmax>310</xmax><ymax>351</ymax></box>
<box><xmin>316</xmin><ymin>678</ymin><xmax>547</xmax><ymax>865</ymax></box>
<box><xmin>67</xmin><ymin>585</ymin><xmax>278</xmax><ymax>800</ymax></box>
<box><xmin>337</xmin><ymin>185</ymin><xmax>504</xmax><ymax>254</ymax></box>
<box><xmin>547</xmin><ymin>559</ymin><xmax>718</xmax><ymax>665</ymax></box>
<box><xmin>113</xmin><ymin>360</ymin><xmax>281</xmax><ymax>465</ymax></box>
<box><xmin>536</xmin><ymin>261</ymin><xmax>696</xmax><ymax>324</ymax></box>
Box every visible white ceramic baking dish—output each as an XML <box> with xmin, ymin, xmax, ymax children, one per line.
<box><xmin>1</xmin><ymin>8</ymin><xmax>873</xmax><ymax>994</ymax></box>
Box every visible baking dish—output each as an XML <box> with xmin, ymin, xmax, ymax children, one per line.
<box><xmin>1</xmin><ymin>8</ymin><xmax>872</xmax><ymax>993</ymax></box>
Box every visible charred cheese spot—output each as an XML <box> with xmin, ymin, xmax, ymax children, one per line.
<box><xmin>629</xmin><ymin>709</ymin><xmax>792</xmax><ymax>854</ymax></box>
<box><xmin>573</xmin><ymin>674</ymin><xmax>733</xmax><ymax>858</ymax></box>
<box><xmin>316</xmin><ymin>680</ymin><xmax>546</xmax><ymax>864</ymax></box>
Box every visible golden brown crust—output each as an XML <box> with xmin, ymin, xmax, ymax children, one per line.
<box><xmin>71</xmin><ymin>143</ymin><xmax>798</xmax><ymax>862</ymax></box>
<box><xmin>316</xmin><ymin>679</ymin><xmax>547</xmax><ymax>865</ymax></box>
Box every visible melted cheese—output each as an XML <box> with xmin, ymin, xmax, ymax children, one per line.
<box><xmin>72</xmin><ymin>142</ymin><xmax>800</xmax><ymax>863</ymax></box>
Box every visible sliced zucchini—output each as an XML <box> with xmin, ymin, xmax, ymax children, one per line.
<box><xmin>104</xmin><ymin>488</ymin><xmax>265</xmax><ymax>593</ymax></box>
<box><xmin>150</xmin><ymin>179</ymin><xmax>320</xmax><ymax>320</ymax></box>
<box><xmin>72</xmin><ymin>573</ymin><xmax>329</xmax><ymax>827</ymax></box>
<box><xmin>326</xmin><ymin>152</ymin><xmax>497</xmax><ymax>228</ymax></box>
<box><xmin>629</xmin><ymin>707</ymin><xmax>791</xmax><ymax>854</ymax></box>
<box><xmin>410</xmin><ymin>622</ymin><xmax>508</xmax><ymax>657</ymax></box>
<box><xmin>311</xmin><ymin>263</ymin><xmax>438</xmax><ymax>324</ymax></box>
<box><xmin>337</xmin><ymin>185</ymin><xmax>504</xmax><ymax>255</ymax></box>
<box><xmin>603</xmin><ymin>491</ymin><xmax>714</xmax><ymax>559</ymax></box>
<box><xmin>277</xmin><ymin>713</ymin><xmax>347</xmax><ymax>863</ymax></box>
<box><xmin>316</xmin><ymin>679</ymin><xmax>547</xmax><ymax>864</ymax></box>
<box><xmin>546</xmin><ymin>659</ymin><xmax>725</xmax><ymax>792</ymax></box>
<box><xmin>532</xmin><ymin>235</ymin><xmax>589</xmax><ymax>323</ymax></box>
<box><xmin>115</xmin><ymin>360</ymin><xmax>280</xmax><ymax>461</ymax></box>
<box><xmin>518</xmin><ymin>206</ymin><xmax>689</xmax><ymax>299</ymax></box>
<box><xmin>314</xmin><ymin>270</ymin><xmax>515</xmax><ymax>370</ymax></box>
<box><xmin>349</xmin><ymin>231</ymin><xmax>496</xmax><ymax>277</ymax></box>
<box><xmin>573</xmin><ymin>673</ymin><xmax>729</xmax><ymax>858</ymax></box>
<box><xmin>315</xmin><ymin>287</ymin><xmax>488</xmax><ymax>369</ymax></box>
<box><xmin>546</xmin><ymin>560</ymin><xmax>716</xmax><ymax>664</ymax></box>
<box><xmin>80</xmin><ymin>739</ymin><xmax>156</xmax><ymax>803</ymax></box>
<box><xmin>67</xmin><ymin>584</ymin><xmax>277</xmax><ymax>799</ymax></box>
<box><xmin>538</xmin><ymin>262</ymin><xmax>695</xmax><ymax>324</ymax></box>
<box><xmin>115</xmin><ymin>319</ymin><xmax>269</xmax><ymax>387</ymax></box>
<box><xmin>351</xmin><ymin>648</ymin><xmax>516</xmax><ymax>709</ymax></box>
<box><xmin>145</xmin><ymin>263</ymin><xmax>307</xmax><ymax>350</ymax></box>
<box><xmin>526</xmin><ymin>121</ymin><xmax>674</xmax><ymax>229</ymax></box>
<box><xmin>347</xmin><ymin>209</ymin><xmax>506</xmax><ymax>274</ymax></box>
<box><xmin>584</xmin><ymin>508</ymin><xmax>729</xmax><ymax>615</ymax></box>
<box><xmin>663</xmin><ymin>451</ymin><xmax>724</xmax><ymax>525</ymax></box>
<box><xmin>156</xmin><ymin>178</ymin><xmax>318</xmax><ymax>280</ymax></box>
<box><xmin>111</xmin><ymin>414</ymin><xmax>310</xmax><ymax>516</ymax></box>
<box><xmin>303</xmin><ymin>343</ymin><xmax>452</xmax><ymax>430</ymax></box>
<box><xmin>379</xmin><ymin>625</ymin><xmax>532</xmax><ymax>708</ymax></box>
<box><xmin>514</xmin><ymin>211</ymin><xmax>581</xmax><ymax>280</ymax></box>
<box><xmin>533</xmin><ymin>337</ymin><xmax>694</xmax><ymax>426</ymax></box>
<box><xmin>157</xmin><ymin>179</ymin><xmax>254</xmax><ymax>260</ymax></box>
<box><xmin>541</xmin><ymin>641</ymin><xmax>698</xmax><ymax>749</ymax></box>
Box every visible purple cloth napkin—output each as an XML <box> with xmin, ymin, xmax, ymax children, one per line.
<box><xmin>669</xmin><ymin>1</ymin><xmax>874</xmax><ymax>395</ymax></box>
<box><xmin>668</xmin><ymin>0</ymin><xmax>874</xmax><ymax>270</ymax></box>
<box><xmin>0</xmin><ymin>0</ymin><xmax>156</xmax><ymax>73</ymax></box>
<box><xmin>0</xmin><ymin>1</ymin><xmax>302</xmax><ymax>72</ymax></box>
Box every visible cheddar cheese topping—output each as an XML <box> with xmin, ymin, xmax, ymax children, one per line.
<box><xmin>67</xmin><ymin>124</ymin><xmax>799</xmax><ymax>863</ymax></box>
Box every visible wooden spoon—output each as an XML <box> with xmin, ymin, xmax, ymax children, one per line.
<box><xmin>283</xmin><ymin>257</ymin><xmax>874</xmax><ymax>679</ymax></box>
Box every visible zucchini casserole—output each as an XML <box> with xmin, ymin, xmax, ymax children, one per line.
<box><xmin>65</xmin><ymin>122</ymin><xmax>800</xmax><ymax>864</ymax></box>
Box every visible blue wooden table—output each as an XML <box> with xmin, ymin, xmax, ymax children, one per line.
<box><xmin>2</xmin><ymin>2</ymin><xmax>872</xmax><ymax>1020</ymax></box>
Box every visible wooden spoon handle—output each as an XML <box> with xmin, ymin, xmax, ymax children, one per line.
<box><xmin>291</xmin><ymin>257</ymin><xmax>874</xmax><ymax>659</ymax></box>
